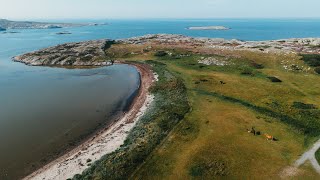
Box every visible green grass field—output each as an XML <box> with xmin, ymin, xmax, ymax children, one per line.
<box><xmin>75</xmin><ymin>44</ymin><xmax>320</xmax><ymax>179</ymax></box>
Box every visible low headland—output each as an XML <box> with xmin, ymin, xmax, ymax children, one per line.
<box><xmin>14</xmin><ymin>34</ymin><xmax>320</xmax><ymax>179</ymax></box>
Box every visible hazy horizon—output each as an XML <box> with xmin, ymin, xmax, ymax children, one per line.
<box><xmin>3</xmin><ymin>17</ymin><xmax>320</xmax><ymax>21</ymax></box>
<box><xmin>1</xmin><ymin>0</ymin><xmax>320</xmax><ymax>20</ymax></box>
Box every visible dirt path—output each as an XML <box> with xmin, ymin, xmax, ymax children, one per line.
<box><xmin>280</xmin><ymin>139</ymin><xmax>320</xmax><ymax>178</ymax></box>
<box><xmin>24</xmin><ymin>63</ymin><xmax>156</xmax><ymax>180</ymax></box>
<box><xmin>294</xmin><ymin>139</ymin><xmax>320</xmax><ymax>174</ymax></box>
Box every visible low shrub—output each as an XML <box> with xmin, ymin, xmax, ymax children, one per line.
<box><xmin>154</xmin><ymin>51</ymin><xmax>167</xmax><ymax>57</ymax></box>
<box><xmin>292</xmin><ymin>102</ymin><xmax>317</xmax><ymax>109</ymax></box>
<box><xmin>240</xmin><ymin>66</ymin><xmax>254</xmax><ymax>76</ymax></box>
<box><xmin>189</xmin><ymin>165</ymin><xmax>204</xmax><ymax>177</ymax></box>
<box><xmin>267</xmin><ymin>76</ymin><xmax>282</xmax><ymax>82</ymax></box>
<box><xmin>189</xmin><ymin>154</ymin><xmax>229</xmax><ymax>177</ymax></box>
<box><xmin>251</xmin><ymin>61</ymin><xmax>264</xmax><ymax>69</ymax></box>
<box><xmin>300</xmin><ymin>54</ymin><xmax>320</xmax><ymax>67</ymax></box>
<box><xmin>316</xmin><ymin>148</ymin><xmax>320</xmax><ymax>164</ymax></box>
<box><xmin>314</xmin><ymin>67</ymin><xmax>320</xmax><ymax>74</ymax></box>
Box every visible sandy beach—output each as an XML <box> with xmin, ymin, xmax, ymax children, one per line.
<box><xmin>23</xmin><ymin>63</ymin><xmax>155</xmax><ymax>180</ymax></box>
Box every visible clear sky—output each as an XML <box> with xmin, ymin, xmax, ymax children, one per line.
<box><xmin>0</xmin><ymin>0</ymin><xmax>319</xmax><ymax>20</ymax></box>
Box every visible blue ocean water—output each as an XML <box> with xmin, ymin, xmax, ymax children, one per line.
<box><xmin>2</xmin><ymin>19</ymin><xmax>320</xmax><ymax>62</ymax></box>
<box><xmin>1</xmin><ymin>18</ymin><xmax>320</xmax><ymax>179</ymax></box>
<box><xmin>100</xmin><ymin>19</ymin><xmax>320</xmax><ymax>41</ymax></box>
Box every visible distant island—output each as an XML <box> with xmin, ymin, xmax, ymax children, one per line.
<box><xmin>56</xmin><ymin>31</ymin><xmax>72</xmax><ymax>35</ymax></box>
<box><xmin>187</xmin><ymin>26</ymin><xmax>230</xmax><ymax>30</ymax></box>
<box><xmin>2</xmin><ymin>31</ymin><xmax>20</xmax><ymax>34</ymax></box>
<box><xmin>0</xmin><ymin>19</ymin><xmax>106</xmax><ymax>30</ymax></box>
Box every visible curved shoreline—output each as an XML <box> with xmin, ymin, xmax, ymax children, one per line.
<box><xmin>23</xmin><ymin>62</ymin><xmax>155</xmax><ymax>180</ymax></box>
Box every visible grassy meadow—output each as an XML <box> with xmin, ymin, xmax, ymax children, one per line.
<box><xmin>76</xmin><ymin>43</ymin><xmax>320</xmax><ymax>179</ymax></box>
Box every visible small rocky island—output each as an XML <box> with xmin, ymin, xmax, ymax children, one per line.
<box><xmin>0</xmin><ymin>27</ymin><xmax>6</xmax><ymax>31</ymax></box>
<box><xmin>56</xmin><ymin>31</ymin><xmax>72</xmax><ymax>35</ymax></box>
<box><xmin>188</xmin><ymin>26</ymin><xmax>230</xmax><ymax>30</ymax></box>
<box><xmin>0</xmin><ymin>19</ymin><xmax>106</xmax><ymax>30</ymax></box>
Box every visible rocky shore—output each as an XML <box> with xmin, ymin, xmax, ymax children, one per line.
<box><xmin>119</xmin><ymin>34</ymin><xmax>320</xmax><ymax>54</ymax></box>
<box><xmin>13</xmin><ymin>40</ymin><xmax>112</xmax><ymax>66</ymax></box>
<box><xmin>13</xmin><ymin>34</ymin><xmax>320</xmax><ymax>68</ymax></box>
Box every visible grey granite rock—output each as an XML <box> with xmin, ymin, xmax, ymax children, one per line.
<box><xmin>13</xmin><ymin>40</ymin><xmax>112</xmax><ymax>66</ymax></box>
<box><xmin>13</xmin><ymin>34</ymin><xmax>320</xmax><ymax>67</ymax></box>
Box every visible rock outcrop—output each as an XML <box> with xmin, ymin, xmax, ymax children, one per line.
<box><xmin>119</xmin><ymin>34</ymin><xmax>320</xmax><ymax>54</ymax></box>
<box><xmin>13</xmin><ymin>40</ymin><xmax>112</xmax><ymax>66</ymax></box>
<box><xmin>13</xmin><ymin>34</ymin><xmax>320</xmax><ymax>67</ymax></box>
<box><xmin>198</xmin><ymin>57</ymin><xmax>231</xmax><ymax>66</ymax></box>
